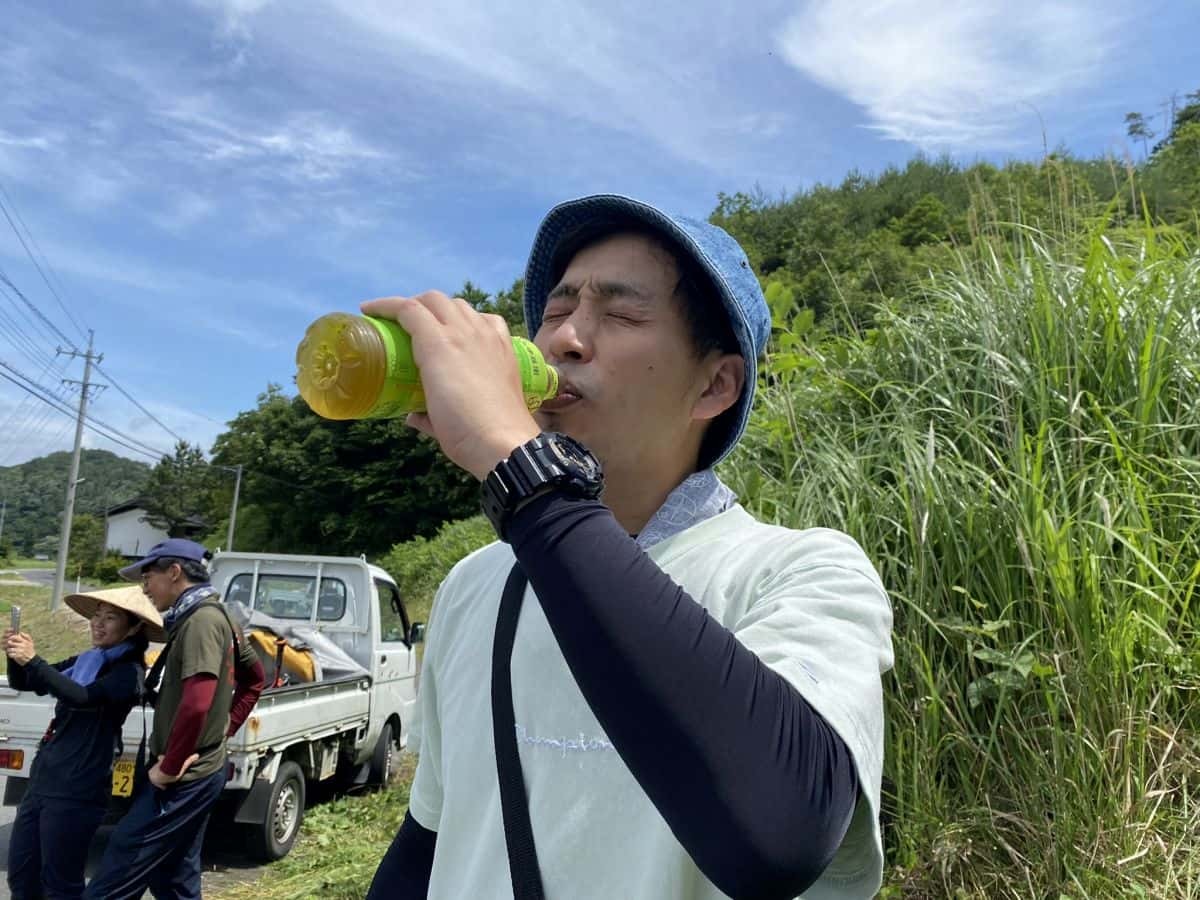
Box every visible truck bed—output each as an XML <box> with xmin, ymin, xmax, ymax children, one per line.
<box><xmin>0</xmin><ymin>673</ymin><xmax>373</xmax><ymax>783</ymax></box>
<box><xmin>228</xmin><ymin>673</ymin><xmax>372</xmax><ymax>755</ymax></box>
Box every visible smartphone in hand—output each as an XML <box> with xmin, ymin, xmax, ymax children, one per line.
<box><xmin>10</xmin><ymin>605</ymin><xmax>21</xmax><ymax>635</ymax></box>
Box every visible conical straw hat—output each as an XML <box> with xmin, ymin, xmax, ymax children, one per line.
<box><xmin>63</xmin><ymin>585</ymin><xmax>166</xmax><ymax>643</ymax></box>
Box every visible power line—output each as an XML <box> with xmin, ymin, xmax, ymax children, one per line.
<box><xmin>0</xmin><ymin>268</ymin><xmax>75</xmax><ymax>353</ymax></box>
<box><xmin>0</xmin><ymin>406</ymin><xmax>73</xmax><ymax>467</ymax></box>
<box><xmin>0</xmin><ymin>300</ymin><xmax>56</xmax><ymax>371</ymax></box>
<box><xmin>0</xmin><ymin>270</ymin><xmax>177</xmax><ymax>465</ymax></box>
<box><xmin>0</xmin><ymin>360</ymin><xmax>168</xmax><ymax>461</ymax></box>
<box><xmin>0</xmin><ymin>190</ymin><xmax>208</xmax><ymax>454</ymax></box>
<box><xmin>0</xmin><ymin>180</ymin><xmax>87</xmax><ymax>344</ymax></box>
<box><xmin>0</xmin><ymin>180</ymin><xmax>85</xmax><ymax>340</ymax></box>
<box><xmin>214</xmin><ymin>458</ymin><xmax>342</xmax><ymax>499</ymax></box>
<box><xmin>93</xmin><ymin>363</ymin><xmax>187</xmax><ymax>444</ymax></box>
<box><xmin>81</xmin><ymin>402</ymin><xmax>169</xmax><ymax>458</ymax></box>
<box><xmin>1</xmin><ymin>375</ymin><xmax>157</xmax><ymax>461</ymax></box>
<box><xmin>0</xmin><ymin>364</ymin><xmax>153</xmax><ymax>460</ymax></box>
<box><xmin>0</xmin><ymin>355</ymin><xmax>73</xmax><ymax>440</ymax></box>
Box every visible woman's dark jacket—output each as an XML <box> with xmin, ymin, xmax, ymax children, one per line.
<box><xmin>6</xmin><ymin>646</ymin><xmax>145</xmax><ymax>806</ymax></box>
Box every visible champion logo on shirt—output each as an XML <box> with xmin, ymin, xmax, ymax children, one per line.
<box><xmin>514</xmin><ymin>724</ymin><xmax>615</xmax><ymax>757</ymax></box>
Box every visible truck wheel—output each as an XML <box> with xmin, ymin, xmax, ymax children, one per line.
<box><xmin>249</xmin><ymin>761</ymin><xmax>306</xmax><ymax>861</ymax></box>
<box><xmin>368</xmin><ymin>722</ymin><xmax>395</xmax><ymax>787</ymax></box>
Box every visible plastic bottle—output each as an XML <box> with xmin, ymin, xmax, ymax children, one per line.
<box><xmin>295</xmin><ymin>312</ymin><xmax>559</xmax><ymax>420</ymax></box>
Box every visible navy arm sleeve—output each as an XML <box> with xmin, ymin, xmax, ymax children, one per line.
<box><xmin>11</xmin><ymin>656</ymin><xmax>139</xmax><ymax>707</ymax></box>
<box><xmin>367</xmin><ymin>811</ymin><xmax>435</xmax><ymax>900</ymax></box>
<box><xmin>4</xmin><ymin>654</ymin><xmax>39</xmax><ymax>692</ymax></box>
<box><xmin>7</xmin><ymin>656</ymin><xmax>77</xmax><ymax>698</ymax></box>
<box><xmin>508</xmin><ymin>494</ymin><xmax>860</xmax><ymax>900</ymax></box>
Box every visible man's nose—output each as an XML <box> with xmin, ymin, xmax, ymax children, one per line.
<box><xmin>543</xmin><ymin>309</ymin><xmax>594</xmax><ymax>364</ymax></box>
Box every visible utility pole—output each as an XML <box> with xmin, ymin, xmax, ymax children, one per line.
<box><xmin>226</xmin><ymin>464</ymin><xmax>242</xmax><ymax>551</ymax></box>
<box><xmin>51</xmin><ymin>332</ymin><xmax>103</xmax><ymax>610</ymax></box>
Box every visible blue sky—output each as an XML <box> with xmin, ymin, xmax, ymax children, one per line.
<box><xmin>0</xmin><ymin>0</ymin><xmax>1195</xmax><ymax>466</ymax></box>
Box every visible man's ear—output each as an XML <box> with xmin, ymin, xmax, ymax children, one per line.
<box><xmin>692</xmin><ymin>353</ymin><xmax>744</xmax><ymax>423</ymax></box>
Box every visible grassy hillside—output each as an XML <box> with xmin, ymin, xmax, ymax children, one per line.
<box><xmin>725</xmin><ymin>221</ymin><xmax>1199</xmax><ymax>896</ymax></box>
<box><xmin>0</xmin><ymin>449</ymin><xmax>150</xmax><ymax>556</ymax></box>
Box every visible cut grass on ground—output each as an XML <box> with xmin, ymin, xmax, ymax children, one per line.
<box><xmin>1</xmin><ymin>558</ymin><xmax>57</xmax><ymax>569</ymax></box>
<box><xmin>215</xmin><ymin>754</ymin><xmax>416</xmax><ymax>900</ymax></box>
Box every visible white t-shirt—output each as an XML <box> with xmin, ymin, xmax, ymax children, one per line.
<box><xmin>409</xmin><ymin>505</ymin><xmax>894</xmax><ymax>899</ymax></box>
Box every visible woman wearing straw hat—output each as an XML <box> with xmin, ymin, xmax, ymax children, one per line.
<box><xmin>3</xmin><ymin>586</ymin><xmax>163</xmax><ymax>900</ymax></box>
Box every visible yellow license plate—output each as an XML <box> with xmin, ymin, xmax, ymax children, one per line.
<box><xmin>112</xmin><ymin>759</ymin><xmax>135</xmax><ymax>797</ymax></box>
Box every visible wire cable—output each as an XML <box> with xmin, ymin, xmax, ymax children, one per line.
<box><xmin>0</xmin><ymin>181</ymin><xmax>87</xmax><ymax>344</ymax></box>
<box><xmin>0</xmin><ymin>361</ymin><xmax>167</xmax><ymax>461</ymax></box>
<box><xmin>93</xmin><ymin>363</ymin><xmax>187</xmax><ymax>444</ymax></box>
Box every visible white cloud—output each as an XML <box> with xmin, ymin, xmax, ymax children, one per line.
<box><xmin>778</xmin><ymin>0</ymin><xmax>1122</xmax><ymax>147</ymax></box>
<box><xmin>0</xmin><ymin>131</ymin><xmax>54</xmax><ymax>150</ymax></box>
<box><xmin>188</xmin><ymin>0</ymin><xmax>796</xmax><ymax>173</ymax></box>
<box><xmin>0</xmin><ymin>235</ymin><xmax>325</xmax><ymax>343</ymax></box>
<box><xmin>159</xmin><ymin>101</ymin><xmax>389</xmax><ymax>185</ymax></box>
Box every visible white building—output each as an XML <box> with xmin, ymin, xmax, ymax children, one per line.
<box><xmin>104</xmin><ymin>500</ymin><xmax>171</xmax><ymax>558</ymax></box>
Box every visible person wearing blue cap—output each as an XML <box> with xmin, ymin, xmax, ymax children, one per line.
<box><xmin>365</xmin><ymin>195</ymin><xmax>893</xmax><ymax>899</ymax></box>
<box><xmin>83</xmin><ymin>539</ymin><xmax>264</xmax><ymax>900</ymax></box>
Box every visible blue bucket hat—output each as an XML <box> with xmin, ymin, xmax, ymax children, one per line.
<box><xmin>118</xmin><ymin>538</ymin><xmax>211</xmax><ymax>581</ymax></box>
<box><xmin>523</xmin><ymin>194</ymin><xmax>771</xmax><ymax>468</ymax></box>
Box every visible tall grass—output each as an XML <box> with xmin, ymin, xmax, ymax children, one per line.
<box><xmin>726</xmin><ymin>221</ymin><xmax>1200</xmax><ymax>897</ymax></box>
<box><xmin>220</xmin><ymin>204</ymin><xmax>1199</xmax><ymax>899</ymax></box>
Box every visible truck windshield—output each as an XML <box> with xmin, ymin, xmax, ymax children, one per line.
<box><xmin>227</xmin><ymin>574</ymin><xmax>348</xmax><ymax>622</ymax></box>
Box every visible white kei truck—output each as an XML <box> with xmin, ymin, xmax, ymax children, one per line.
<box><xmin>0</xmin><ymin>551</ymin><xmax>424</xmax><ymax>860</ymax></box>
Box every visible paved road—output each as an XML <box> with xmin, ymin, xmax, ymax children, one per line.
<box><xmin>0</xmin><ymin>778</ymin><xmax>265</xmax><ymax>898</ymax></box>
<box><xmin>13</xmin><ymin>569</ymin><xmax>103</xmax><ymax>595</ymax></box>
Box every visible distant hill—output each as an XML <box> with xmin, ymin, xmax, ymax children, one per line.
<box><xmin>0</xmin><ymin>450</ymin><xmax>150</xmax><ymax>555</ymax></box>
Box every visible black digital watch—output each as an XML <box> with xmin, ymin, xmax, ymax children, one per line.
<box><xmin>480</xmin><ymin>432</ymin><xmax>604</xmax><ymax>541</ymax></box>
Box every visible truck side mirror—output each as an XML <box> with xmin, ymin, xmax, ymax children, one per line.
<box><xmin>409</xmin><ymin>622</ymin><xmax>426</xmax><ymax>645</ymax></box>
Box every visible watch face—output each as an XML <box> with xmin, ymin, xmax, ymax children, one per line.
<box><xmin>545</xmin><ymin>432</ymin><xmax>602</xmax><ymax>481</ymax></box>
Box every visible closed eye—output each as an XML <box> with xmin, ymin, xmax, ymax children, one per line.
<box><xmin>607</xmin><ymin>310</ymin><xmax>645</xmax><ymax>324</ymax></box>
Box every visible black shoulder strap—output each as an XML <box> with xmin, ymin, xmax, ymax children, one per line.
<box><xmin>143</xmin><ymin>597</ymin><xmax>247</xmax><ymax>704</ymax></box>
<box><xmin>491</xmin><ymin>563</ymin><xmax>545</xmax><ymax>900</ymax></box>
<box><xmin>143</xmin><ymin>636</ymin><xmax>173</xmax><ymax>705</ymax></box>
<box><xmin>135</xmin><ymin>596</ymin><xmax>246</xmax><ymax>780</ymax></box>
<box><xmin>207</xmin><ymin>600</ymin><xmax>248</xmax><ymax>669</ymax></box>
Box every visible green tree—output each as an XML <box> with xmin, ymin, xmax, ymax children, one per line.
<box><xmin>893</xmin><ymin>193</ymin><xmax>950</xmax><ymax>248</ymax></box>
<box><xmin>491</xmin><ymin>279</ymin><xmax>528</xmax><ymax>337</ymax></box>
<box><xmin>1125</xmin><ymin>111</ymin><xmax>1155</xmax><ymax>158</ymax></box>
<box><xmin>68</xmin><ymin>513</ymin><xmax>105</xmax><ymax>575</ymax></box>
<box><xmin>460</xmin><ymin>278</ymin><xmax>528</xmax><ymax>336</ymax></box>
<box><xmin>0</xmin><ymin>450</ymin><xmax>149</xmax><ymax>554</ymax></box>
<box><xmin>209</xmin><ymin>385</ymin><xmax>478</xmax><ymax>557</ymax></box>
<box><xmin>1149</xmin><ymin>120</ymin><xmax>1200</xmax><ymax>219</ymax></box>
<box><xmin>1151</xmin><ymin>89</ymin><xmax>1200</xmax><ymax>155</ymax></box>
<box><xmin>141</xmin><ymin>441</ymin><xmax>213</xmax><ymax>536</ymax></box>
<box><xmin>457</xmin><ymin>280</ymin><xmax>490</xmax><ymax>307</ymax></box>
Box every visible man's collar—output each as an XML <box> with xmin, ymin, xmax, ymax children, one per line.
<box><xmin>635</xmin><ymin>470</ymin><xmax>737</xmax><ymax>550</ymax></box>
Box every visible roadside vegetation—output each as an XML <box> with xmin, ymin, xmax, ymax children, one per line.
<box><xmin>224</xmin><ymin>185</ymin><xmax>1199</xmax><ymax>899</ymax></box>
<box><xmin>7</xmin><ymin>92</ymin><xmax>1187</xmax><ymax>899</ymax></box>
<box><xmin>0</xmin><ymin>582</ymin><xmax>94</xmax><ymax>662</ymax></box>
